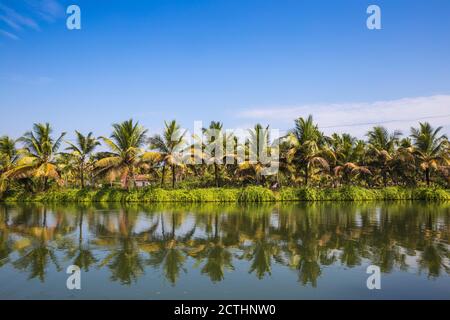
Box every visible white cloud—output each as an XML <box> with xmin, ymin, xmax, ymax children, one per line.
<box><xmin>0</xmin><ymin>1</ymin><xmax>64</xmax><ymax>40</ymax></box>
<box><xmin>237</xmin><ymin>95</ymin><xmax>450</xmax><ymax>137</ymax></box>
<box><xmin>0</xmin><ymin>4</ymin><xmax>40</xmax><ymax>31</ymax></box>
<box><xmin>0</xmin><ymin>29</ymin><xmax>19</xmax><ymax>40</ymax></box>
<box><xmin>27</xmin><ymin>0</ymin><xmax>64</xmax><ymax>22</ymax></box>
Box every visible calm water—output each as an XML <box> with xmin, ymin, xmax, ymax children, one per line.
<box><xmin>0</xmin><ymin>202</ymin><xmax>449</xmax><ymax>300</ymax></box>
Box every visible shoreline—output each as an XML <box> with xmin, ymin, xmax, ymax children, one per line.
<box><xmin>1</xmin><ymin>186</ymin><xmax>449</xmax><ymax>203</ymax></box>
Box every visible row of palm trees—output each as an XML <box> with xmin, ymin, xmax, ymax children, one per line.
<box><xmin>0</xmin><ymin>116</ymin><xmax>448</xmax><ymax>193</ymax></box>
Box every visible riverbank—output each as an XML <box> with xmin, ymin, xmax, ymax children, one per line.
<box><xmin>1</xmin><ymin>186</ymin><xmax>449</xmax><ymax>203</ymax></box>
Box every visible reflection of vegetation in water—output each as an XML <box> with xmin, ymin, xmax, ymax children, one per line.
<box><xmin>188</xmin><ymin>212</ymin><xmax>235</xmax><ymax>282</ymax></box>
<box><xmin>6</xmin><ymin>206</ymin><xmax>66</xmax><ymax>281</ymax></box>
<box><xmin>146</xmin><ymin>211</ymin><xmax>193</xmax><ymax>285</ymax></box>
<box><xmin>63</xmin><ymin>210</ymin><xmax>97</xmax><ymax>272</ymax></box>
<box><xmin>0</xmin><ymin>202</ymin><xmax>449</xmax><ymax>286</ymax></box>
<box><xmin>95</xmin><ymin>208</ymin><xmax>146</xmax><ymax>285</ymax></box>
<box><xmin>0</xmin><ymin>206</ymin><xmax>12</xmax><ymax>267</ymax></box>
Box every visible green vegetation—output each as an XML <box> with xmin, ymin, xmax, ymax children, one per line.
<box><xmin>0</xmin><ymin>116</ymin><xmax>448</xmax><ymax>201</ymax></box>
<box><xmin>1</xmin><ymin>186</ymin><xmax>449</xmax><ymax>203</ymax></box>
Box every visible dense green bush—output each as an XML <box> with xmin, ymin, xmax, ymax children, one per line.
<box><xmin>279</xmin><ymin>187</ymin><xmax>324</xmax><ymax>201</ymax></box>
<box><xmin>1</xmin><ymin>186</ymin><xmax>449</xmax><ymax>203</ymax></box>
<box><xmin>238</xmin><ymin>186</ymin><xmax>276</xmax><ymax>202</ymax></box>
<box><xmin>411</xmin><ymin>187</ymin><xmax>450</xmax><ymax>201</ymax></box>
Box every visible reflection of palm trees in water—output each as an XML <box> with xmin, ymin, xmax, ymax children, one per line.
<box><xmin>282</xmin><ymin>209</ymin><xmax>327</xmax><ymax>287</ymax></box>
<box><xmin>0</xmin><ymin>206</ymin><xmax>12</xmax><ymax>267</ymax></box>
<box><xmin>235</xmin><ymin>210</ymin><xmax>283</xmax><ymax>280</ymax></box>
<box><xmin>92</xmin><ymin>207</ymin><xmax>193</xmax><ymax>286</ymax></box>
<box><xmin>10</xmin><ymin>207</ymin><xmax>63</xmax><ymax>281</ymax></box>
<box><xmin>65</xmin><ymin>209</ymin><xmax>97</xmax><ymax>271</ymax></box>
<box><xmin>418</xmin><ymin>209</ymin><xmax>450</xmax><ymax>277</ymax></box>
<box><xmin>188</xmin><ymin>212</ymin><xmax>235</xmax><ymax>282</ymax></box>
<box><xmin>12</xmin><ymin>234</ymin><xmax>60</xmax><ymax>282</ymax></box>
<box><xmin>419</xmin><ymin>241</ymin><xmax>449</xmax><ymax>277</ymax></box>
<box><xmin>0</xmin><ymin>202</ymin><xmax>448</xmax><ymax>286</ymax></box>
<box><xmin>97</xmin><ymin>208</ymin><xmax>146</xmax><ymax>285</ymax></box>
<box><xmin>146</xmin><ymin>211</ymin><xmax>195</xmax><ymax>285</ymax></box>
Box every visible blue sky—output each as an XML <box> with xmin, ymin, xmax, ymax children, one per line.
<box><xmin>1</xmin><ymin>0</ymin><xmax>450</xmax><ymax>141</ymax></box>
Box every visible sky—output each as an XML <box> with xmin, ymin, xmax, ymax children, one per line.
<box><xmin>1</xmin><ymin>0</ymin><xmax>450</xmax><ymax>142</ymax></box>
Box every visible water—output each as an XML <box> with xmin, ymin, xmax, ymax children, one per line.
<box><xmin>0</xmin><ymin>202</ymin><xmax>449</xmax><ymax>300</ymax></box>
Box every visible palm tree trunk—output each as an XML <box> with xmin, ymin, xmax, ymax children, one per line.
<box><xmin>172</xmin><ymin>164</ymin><xmax>176</xmax><ymax>189</ymax></box>
<box><xmin>130</xmin><ymin>165</ymin><xmax>137</xmax><ymax>189</ymax></box>
<box><xmin>43</xmin><ymin>177</ymin><xmax>48</xmax><ymax>191</ymax></box>
<box><xmin>80</xmin><ymin>167</ymin><xmax>85</xmax><ymax>189</ymax></box>
<box><xmin>80</xmin><ymin>159</ymin><xmax>85</xmax><ymax>189</ymax></box>
<box><xmin>214</xmin><ymin>163</ymin><xmax>220</xmax><ymax>187</ymax></box>
<box><xmin>161</xmin><ymin>163</ymin><xmax>166</xmax><ymax>187</ymax></box>
<box><xmin>305</xmin><ymin>165</ymin><xmax>309</xmax><ymax>186</ymax></box>
<box><xmin>425</xmin><ymin>168</ymin><xmax>430</xmax><ymax>186</ymax></box>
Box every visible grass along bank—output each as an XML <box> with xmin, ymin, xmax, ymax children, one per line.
<box><xmin>1</xmin><ymin>186</ymin><xmax>449</xmax><ymax>203</ymax></box>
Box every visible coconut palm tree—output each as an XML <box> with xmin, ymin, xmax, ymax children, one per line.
<box><xmin>203</xmin><ymin>121</ymin><xmax>224</xmax><ymax>187</ymax></box>
<box><xmin>410</xmin><ymin>122</ymin><xmax>449</xmax><ymax>186</ymax></box>
<box><xmin>96</xmin><ymin>119</ymin><xmax>148</xmax><ymax>189</ymax></box>
<box><xmin>0</xmin><ymin>136</ymin><xmax>19</xmax><ymax>193</ymax></box>
<box><xmin>327</xmin><ymin>133</ymin><xmax>369</xmax><ymax>186</ymax></box>
<box><xmin>275</xmin><ymin>139</ymin><xmax>296</xmax><ymax>187</ymax></box>
<box><xmin>287</xmin><ymin>115</ymin><xmax>331</xmax><ymax>186</ymax></box>
<box><xmin>5</xmin><ymin>123</ymin><xmax>66</xmax><ymax>191</ymax></box>
<box><xmin>366</xmin><ymin>126</ymin><xmax>402</xmax><ymax>186</ymax></box>
<box><xmin>64</xmin><ymin>131</ymin><xmax>100</xmax><ymax>188</ymax></box>
<box><xmin>55</xmin><ymin>152</ymin><xmax>78</xmax><ymax>187</ymax></box>
<box><xmin>0</xmin><ymin>136</ymin><xmax>18</xmax><ymax>172</ymax></box>
<box><xmin>148</xmin><ymin>120</ymin><xmax>187</xmax><ymax>188</ymax></box>
<box><xmin>235</xmin><ymin>124</ymin><xmax>275</xmax><ymax>185</ymax></box>
<box><xmin>390</xmin><ymin>138</ymin><xmax>416</xmax><ymax>186</ymax></box>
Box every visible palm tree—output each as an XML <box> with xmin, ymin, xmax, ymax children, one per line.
<box><xmin>287</xmin><ymin>115</ymin><xmax>331</xmax><ymax>186</ymax></box>
<box><xmin>390</xmin><ymin>138</ymin><xmax>416</xmax><ymax>186</ymax></box>
<box><xmin>235</xmin><ymin>124</ymin><xmax>275</xmax><ymax>185</ymax></box>
<box><xmin>276</xmin><ymin>139</ymin><xmax>296</xmax><ymax>187</ymax></box>
<box><xmin>203</xmin><ymin>121</ymin><xmax>224</xmax><ymax>187</ymax></box>
<box><xmin>96</xmin><ymin>119</ymin><xmax>148</xmax><ymax>189</ymax></box>
<box><xmin>56</xmin><ymin>152</ymin><xmax>78</xmax><ymax>187</ymax></box>
<box><xmin>64</xmin><ymin>131</ymin><xmax>100</xmax><ymax>188</ymax></box>
<box><xmin>148</xmin><ymin>120</ymin><xmax>186</xmax><ymax>188</ymax></box>
<box><xmin>366</xmin><ymin>126</ymin><xmax>402</xmax><ymax>186</ymax></box>
<box><xmin>5</xmin><ymin>123</ymin><xmax>66</xmax><ymax>191</ymax></box>
<box><xmin>0</xmin><ymin>136</ymin><xmax>19</xmax><ymax>193</ymax></box>
<box><xmin>410</xmin><ymin>122</ymin><xmax>448</xmax><ymax>186</ymax></box>
<box><xmin>0</xmin><ymin>136</ymin><xmax>18</xmax><ymax>172</ymax></box>
<box><xmin>327</xmin><ymin>134</ymin><xmax>369</xmax><ymax>186</ymax></box>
